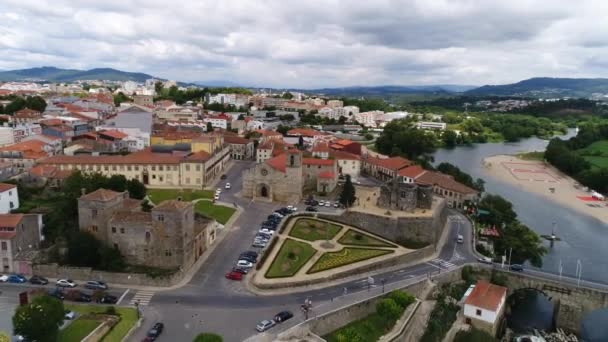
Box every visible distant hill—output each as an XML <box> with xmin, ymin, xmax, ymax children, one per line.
<box><xmin>466</xmin><ymin>77</ymin><xmax>608</xmax><ymax>97</ymax></box>
<box><xmin>0</xmin><ymin>66</ymin><xmax>159</xmax><ymax>82</ymax></box>
<box><xmin>296</xmin><ymin>85</ymin><xmax>477</xmax><ymax>97</ymax></box>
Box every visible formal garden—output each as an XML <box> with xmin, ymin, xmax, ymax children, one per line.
<box><xmin>262</xmin><ymin>217</ymin><xmax>405</xmax><ymax>280</ymax></box>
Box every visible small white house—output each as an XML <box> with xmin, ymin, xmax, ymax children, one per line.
<box><xmin>0</xmin><ymin>183</ymin><xmax>19</xmax><ymax>214</ymax></box>
<box><xmin>463</xmin><ymin>281</ymin><xmax>507</xmax><ymax>335</ymax></box>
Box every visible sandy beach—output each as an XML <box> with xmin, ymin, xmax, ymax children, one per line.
<box><xmin>482</xmin><ymin>155</ymin><xmax>608</xmax><ymax>223</ymax></box>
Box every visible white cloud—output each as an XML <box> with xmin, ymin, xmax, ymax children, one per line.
<box><xmin>0</xmin><ymin>0</ymin><xmax>606</xmax><ymax>87</ymax></box>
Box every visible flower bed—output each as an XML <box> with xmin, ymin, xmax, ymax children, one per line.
<box><xmin>338</xmin><ymin>229</ymin><xmax>397</xmax><ymax>248</ymax></box>
<box><xmin>266</xmin><ymin>239</ymin><xmax>317</xmax><ymax>278</ymax></box>
<box><xmin>289</xmin><ymin>218</ymin><xmax>343</xmax><ymax>241</ymax></box>
<box><xmin>308</xmin><ymin>247</ymin><xmax>393</xmax><ymax>274</ymax></box>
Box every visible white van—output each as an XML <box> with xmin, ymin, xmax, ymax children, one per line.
<box><xmin>457</xmin><ymin>234</ymin><xmax>464</xmax><ymax>244</ymax></box>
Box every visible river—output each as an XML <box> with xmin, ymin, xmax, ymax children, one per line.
<box><xmin>432</xmin><ymin>129</ymin><xmax>608</xmax><ymax>283</ymax></box>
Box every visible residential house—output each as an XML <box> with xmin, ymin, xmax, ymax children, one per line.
<box><xmin>224</xmin><ymin>135</ymin><xmax>254</xmax><ymax>160</ymax></box>
<box><xmin>0</xmin><ymin>140</ymin><xmax>56</xmax><ymax>172</ymax></box>
<box><xmin>463</xmin><ymin>281</ymin><xmax>507</xmax><ymax>335</ymax></box>
<box><xmin>12</xmin><ymin>123</ymin><xmax>43</xmax><ymax>143</ymax></box>
<box><xmin>0</xmin><ymin>183</ymin><xmax>18</xmax><ymax>213</ymax></box>
<box><xmin>0</xmin><ymin>213</ymin><xmax>44</xmax><ymax>273</ymax></box>
<box><xmin>0</xmin><ymin>127</ymin><xmax>14</xmax><ymax>146</ymax></box>
<box><xmin>416</xmin><ymin>171</ymin><xmax>479</xmax><ymax>208</ymax></box>
<box><xmin>362</xmin><ymin>156</ymin><xmax>413</xmax><ymax>182</ymax></box>
<box><xmin>11</xmin><ymin>109</ymin><xmax>42</xmax><ymax>125</ymax></box>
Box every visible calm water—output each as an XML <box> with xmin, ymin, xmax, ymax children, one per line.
<box><xmin>433</xmin><ymin>131</ymin><xmax>608</xmax><ymax>339</ymax></box>
<box><xmin>507</xmin><ymin>290</ymin><xmax>555</xmax><ymax>334</ymax></box>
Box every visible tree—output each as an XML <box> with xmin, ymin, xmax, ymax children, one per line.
<box><xmin>336</xmin><ymin>327</ymin><xmax>364</xmax><ymax>342</ymax></box>
<box><xmin>126</xmin><ymin>179</ymin><xmax>146</xmax><ymax>199</ymax></box>
<box><xmin>113</xmin><ymin>92</ymin><xmax>131</xmax><ymax>106</ymax></box>
<box><xmin>237</xmin><ymin>114</ymin><xmax>245</xmax><ymax>120</ymax></box>
<box><xmin>99</xmin><ymin>245</ymin><xmax>126</xmax><ymax>271</ymax></box>
<box><xmin>477</xmin><ymin>194</ymin><xmax>517</xmax><ymax>226</ymax></box>
<box><xmin>206</xmin><ymin>122</ymin><xmax>214</xmax><ymax>132</ymax></box>
<box><xmin>454</xmin><ymin>328</ymin><xmax>498</xmax><ymax>342</ymax></box>
<box><xmin>442</xmin><ymin>130</ymin><xmax>458</xmax><ymax>148</ymax></box>
<box><xmin>281</xmin><ymin>92</ymin><xmax>293</xmax><ymax>99</ymax></box>
<box><xmin>375</xmin><ymin>119</ymin><xmax>436</xmax><ymax>159</ymax></box>
<box><xmin>5</xmin><ymin>97</ymin><xmax>26</xmax><ymax>114</ymax></box>
<box><xmin>193</xmin><ymin>333</ymin><xmax>223</xmax><ymax>342</ymax></box>
<box><xmin>66</xmin><ymin>231</ymin><xmax>102</xmax><ymax>267</ymax></box>
<box><xmin>496</xmin><ymin>221</ymin><xmax>547</xmax><ymax>267</ymax></box>
<box><xmin>298</xmin><ymin>136</ymin><xmax>304</xmax><ymax>148</ymax></box>
<box><xmin>338</xmin><ymin>115</ymin><xmax>347</xmax><ymax>124</ymax></box>
<box><xmin>13</xmin><ymin>295</ymin><xmax>65</xmax><ymax>342</ymax></box>
<box><xmin>276</xmin><ymin>125</ymin><xmax>289</xmax><ymax>135</ymax></box>
<box><xmin>339</xmin><ymin>175</ymin><xmax>356</xmax><ymax>207</ymax></box>
<box><xmin>364</xmin><ymin>133</ymin><xmax>373</xmax><ymax>141</ymax></box>
<box><xmin>25</xmin><ymin>96</ymin><xmax>47</xmax><ymax>112</ymax></box>
<box><xmin>436</xmin><ymin>162</ymin><xmax>484</xmax><ymax>192</ymax></box>
<box><xmin>154</xmin><ymin>81</ymin><xmax>164</xmax><ymax>94</ymax></box>
<box><xmin>376</xmin><ymin>298</ymin><xmax>402</xmax><ymax>321</ymax></box>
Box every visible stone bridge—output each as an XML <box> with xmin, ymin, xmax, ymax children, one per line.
<box><xmin>493</xmin><ymin>268</ymin><xmax>608</xmax><ymax>334</ymax></box>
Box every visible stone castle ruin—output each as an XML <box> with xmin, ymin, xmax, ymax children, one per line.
<box><xmin>377</xmin><ymin>178</ymin><xmax>434</xmax><ymax>212</ymax></box>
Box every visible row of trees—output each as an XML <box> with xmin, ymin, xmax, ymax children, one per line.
<box><xmin>0</xmin><ymin>95</ymin><xmax>47</xmax><ymax>114</ymax></box>
<box><xmin>375</xmin><ymin>119</ymin><xmax>437</xmax><ymax>159</ymax></box>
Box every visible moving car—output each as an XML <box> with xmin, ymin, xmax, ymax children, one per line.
<box><xmin>236</xmin><ymin>260</ymin><xmax>254</xmax><ymax>269</ymax></box>
<box><xmin>256</xmin><ymin>319</ymin><xmax>276</xmax><ymax>332</ymax></box>
<box><xmin>510</xmin><ymin>264</ymin><xmax>524</xmax><ymax>272</ymax></box>
<box><xmin>306</xmin><ymin>206</ymin><xmax>318</xmax><ymax>212</ymax></box>
<box><xmin>274</xmin><ymin>311</ymin><xmax>294</xmax><ymax>323</ymax></box>
<box><xmin>56</xmin><ymin>279</ymin><xmax>77</xmax><ymax>288</ymax></box>
<box><xmin>220</xmin><ymin>174</ymin><xmax>227</xmax><ymax>180</ymax></box>
<box><xmin>214</xmin><ymin>194</ymin><xmax>220</xmax><ymax>200</ymax></box>
<box><xmin>97</xmin><ymin>294</ymin><xmax>118</xmax><ymax>304</ymax></box>
<box><xmin>29</xmin><ymin>275</ymin><xmax>48</xmax><ymax>285</ymax></box>
<box><xmin>0</xmin><ymin>274</ymin><xmax>8</xmax><ymax>282</ymax></box>
<box><xmin>478</xmin><ymin>256</ymin><xmax>493</xmax><ymax>264</ymax></box>
<box><xmin>225</xmin><ymin>271</ymin><xmax>243</xmax><ymax>281</ymax></box>
<box><xmin>64</xmin><ymin>310</ymin><xmax>75</xmax><ymax>320</ymax></box>
<box><xmin>225</xmin><ymin>183</ymin><xmax>231</xmax><ymax>189</ymax></box>
<box><xmin>85</xmin><ymin>280</ymin><xmax>108</xmax><ymax>290</ymax></box>
<box><xmin>7</xmin><ymin>274</ymin><xmax>27</xmax><ymax>283</ymax></box>
<box><xmin>456</xmin><ymin>234</ymin><xmax>464</xmax><ymax>243</ymax></box>
<box><xmin>145</xmin><ymin>322</ymin><xmax>164</xmax><ymax>341</ymax></box>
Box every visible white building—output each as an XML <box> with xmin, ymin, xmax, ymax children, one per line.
<box><xmin>0</xmin><ymin>183</ymin><xmax>19</xmax><ymax>214</ymax></box>
<box><xmin>206</xmin><ymin>93</ymin><xmax>250</xmax><ymax>108</ymax></box>
<box><xmin>354</xmin><ymin>110</ymin><xmax>383</xmax><ymax>127</ymax></box>
<box><xmin>335</xmin><ymin>106</ymin><xmax>360</xmax><ymax>119</ymax></box>
<box><xmin>123</xmin><ymin>81</ymin><xmax>138</xmax><ymax>94</ymax></box>
<box><xmin>13</xmin><ymin>124</ymin><xmax>43</xmax><ymax>143</ymax></box>
<box><xmin>463</xmin><ymin>281</ymin><xmax>507</xmax><ymax>335</ymax></box>
<box><xmin>318</xmin><ymin>107</ymin><xmax>335</xmax><ymax>118</ymax></box>
<box><xmin>416</xmin><ymin>121</ymin><xmax>447</xmax><ymax>130</ymax></box>
<box><xmin>0</xmin><ymin>127</ymin><xmax>15</xmax><ymax>147</ymax></box>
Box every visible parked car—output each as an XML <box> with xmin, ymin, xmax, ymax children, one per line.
<box><xmin>232</xmin><ymin>267</ymin><xmax>249</xmax><ymax>275</ymax></box>
<box><xmin>225</xmin><ymin>183</ymin><xmax>231</xmax><ymax>189</ymax></box>
<box><xmin>236</xmin><ymin>260</ymin><xmax>254</xmax><ymax>268</ymax></box>
<box><xmin>145</xmin><ymin>322</ymin><xmax>164</xmax><ymax>341</ymax></box>
<box><xmin>64</xmin><ymin>310</ymin><xmax>75</xmax><ymax>320</ymax></box>
<box><xmin>225</xmin><ymin>271</ymin><xmax>243</xmax><ymax>281</ymax></box>
<box><xmin>274</xmin><ymin>311</ymin><xmax>294</xmax><ymax>323</ymax></box>
<box><xmin>272</xmin><ymin>212</ymin><xmax>284</xmax><ymax>218</ymax></box>
<box><xmin>333</xmin><ymin>202</ymin><xmax>340</xmax><ymax>208</ymax></box>
<box><xmin>214</xmin><ymin>194</ymin><xmax>220</xmax><ymax>200</ymax></box>
<box><xmin>510</xmin><ymin>264</ymin><xmax>524</xmax><ymax>272</ymax></box>
<box><xmin>85</xmin><ymin>280</ymin><xmax>108</xmax><ymax>290</ymax></box>
<box><xmin>324</xmin><ymin>201</ymin><xmax>331</xmax><ymax>207</ymax></box>
<box><xmin>29</xmin><ymin>275</ymin><xmax>48</xmax><ymax>285</ymax></box>
<box><xmin>256</xmin><ymin>319</ymin><xmax>276</xmax><ymax>332</ymax></box>
<box><xmin>220</xmin><ymin>174</ymin><xmax>227</xmax><ymax>180</ymax></box>
<box><xmin>97</xmin><ymin>294</ymin><xmax>118</xmax><ymax>304</ymax></box>
<box><xmin>216</xmin><ymin>188</ymin><xmax>222</xmax><ymax>194</ymax></box>
<box><xmin>48</xmin><ymin>289</ymin><xmax>65</xmax><ymax>300</ymax></box>
<box><xmin>286</xmin><ymin>205</ymin><xmax>297</xmax><ymax>212</ymax></box>
<box><xmin>318</xmin><ymin>200</ymin><xmax>325</xmax><ymax>206</ymax></box>
<box><xmin>478</xmin><ymin>256</ymin><xmax>493</xmax><ymax>264</ymax></box>
<box><xmin>7</xmin><ymin>274</ymin><xmax>27</xmax><ymax>283</ymax></box>
<box><xmin>75</xmin><ymin>292</ymin><xmax>92</xmax><ymax>303</ymax></box>
<box><xmin>252</xmin><ymin>241</ymin><xmax>266</xmax><ymax>248</ymax></box>
<box><xmin>259</xmin><ymin>228</ymin><xmax>274</xmax><ymax>235</ymax></box>
<box><xmin>239</xmin><ymin>254</ymin><xmax>257</xmax><ymax>263</ymax></box>
<box><xmin>56</xmin><ymin>279</ymin><xmax>77</xmax><ymax>288</ymax></box>
<box><xmin>242</xmin><ymin>251</ymin><xmax>258</xmax><ymax>258</ymax></box>
<box><xmin>0</xmin><ymin>274</ymin><xmax>8</xmax><ymax>282</ymax></box>
<box><xmin>306</xmin><ymin>206</ymin><xmax>318</xmax><ymax>212</ymax></box>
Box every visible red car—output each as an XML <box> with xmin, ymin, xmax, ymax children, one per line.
<box><xmin>225</xmin><ymin>271</ymin><xmax>243</xmax><ymax>280</ymax></box>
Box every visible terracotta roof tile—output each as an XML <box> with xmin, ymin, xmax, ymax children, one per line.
<box><xmin>287</xmin><ymin>128</ymin><xmax>322</xmax><ymax>137</ymax></box>
<box><xmin>99</xmin><ymin>130</ymin><xmax>128</xmax><ymax>140</ymax></box>
<box><xmin>186</xmin><ymin>151</ymin><xmax>211</xmax><ymax>162</ymax></box>
<box><xmin>303</xmin><ymin>158</ymin><xmax>334</xmax><ymax>166</ymax></box>
<box><xmin>331</xmin><ymin>150</ymin><xmax>360</xmax><ymax>161</ymax></box>
<box><xmin>224</xmin><ymin>135</ymin><xmax>250</xmax><ymax>145</ymax></box>
<box><xmin>312</xmin><ymin>142</ymin><xmax>330</xmax><ymax>153</ymax></box>
<box><xmin>318</xmin><ymin>171</ymin><xmax>335</xmax><ymax>179</ymax></box>
<box><xmin>154</xmin><ymin>200</ymin><xmax>192</xmax><ymax>211</ymax></box>
<box><xmin>39</xmin><ymin>150</ymin><xmax>183</xmax><ymax>165</ymax></box>
<box><xmin>266</xmin><ymin>154</ymin><xmax>287</xmax><ymax>173</ymax></box>
<box><xmin>416</xmin><ymin>171</ymin><xmax>478</xmax><ymax>195</ymax></box>
<box><xmin>80</xmin><ymin>189</ymin><xmax>124</xmax><ymax>201</ymax></box>
<box><xmin>0</xmin><ymin>183</ymin><xmax>16</xmax><ymax>192</ymax></box>
<box><xmin>398</xmin><ymin>165</ymin><xmax>427</xmax><ymax>179</ymax></box>
<box><xmin>464</xmin><ymin>281</ymin><xmax>507</xmax><ymax>311</ymax></box>
<box><xmin>366</xmin><ymin>156</ymin><xmax>412</xmax><ymax>171</ymax></box>
<box><xmin>0</xmin><ymin>213</ymin><xmax>24</xmax><ymax>228</ymax></box>
<box><xmin>111</xmin><ymin>211</ymin><xmax>152</xmax><ymax>224</ymax></box>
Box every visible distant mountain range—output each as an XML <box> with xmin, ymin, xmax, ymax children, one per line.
<box><xmin>0</xmin><ymin>66</ymin><xmax>158</xmax><ymax>82</ymax></box>
<box><xmin>294</xmin><ymin>85</ymin><xmax>477</xmax><ymax>97</ymax></box>
<box><xmin>465</xmin><ymin>77</ymin><xmax>608</xmax><ymax>97</ymax></box>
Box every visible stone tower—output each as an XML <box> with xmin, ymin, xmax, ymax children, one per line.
<box><xmin>284</xmin><ymin>149</ymin><xmax>304</xmax><ymax>202</ymax></box>
<box><xmin>417</xmin><ymin>184</ymin><xmax>434</xmax><ymax>209</ymax></box>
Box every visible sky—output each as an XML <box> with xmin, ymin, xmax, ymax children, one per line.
<box><xmin>0</xmin><ymin>0</ymin><xmax>607</xmax><ymax>88</ymax></box>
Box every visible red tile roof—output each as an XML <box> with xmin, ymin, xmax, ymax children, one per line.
<box><xmin>312</xmin><ymin>142</ymin><xmax>330</xmax><ymax>153</ymax></box>
<box><xmin>14</xmin><ymin>108</ymin><xmax>41</xmax><ymax>119</ymax></box>
<box><xmin>464</xmin><ymin>281</ymin><xmax>507</xmax><ymax>311</ymax></box>
<box><xmin>266</xmin><ymin>154</ymin><xmax>287</xmax><ymax>173</ymax></box>
<box><xmin>39</xmin><ymin>150</ymin><xmax>183</xmax><ymax>165</ymax></box>
<box><xmin>398</xmin><ymin>165</ymin><xmax>427</xmax><ymax>179</ymax></box>
<box><xmin>287</xmin><ymin>128</ymin><xmax>322</xmax><ymax>137</ymax></box>
<box><xmin>224</xmin><ymin>135</ymin><xmax>250</xmax><ymax>145</ymax></box>
<box><xmin>0</xmin><ymin>213</ymin><xmax>24</xmax><ymax>228</ymax></box>
<box><xmin>80</xmin><ymin>189</ymin><xmax>124</xmax><ymax>202</ymax></box>
<box><xmin>333</xmin><ymin>139</ymin><xmax>354</xmax><ymax>146</ymax></box>
<box><xmin>318</xmin><ymin>171</ymin><xmax>335</xmax><ymax>179</ymax></box>
<box><xmin>255</xmin><ymin>129</ymin><xmax>282</xmax><ymax>137</ymax></box>
<box><xmin>29</xmin><ymin>165</ymin><xmax>72</xmax><ymax>179</ymax></box>
<box><xmin>303</xmin><ymin>158</ymin><xmax>334</xmax><ymax>166</ymax></box>
<box><xmin>186</xmin><ymin>151</ymin><xmax>211</xmax><ymax>162</ymax></box>
<box><xmin>331</xmin><ymin>150</ymin><xmax>360</xmax><ymax>161</ymax></box>
<box><xmin>99</xmin><ymin>130</ymin><xmax>128</xmax><ymax>140</ymax></box>
<box><xmin>366</xmin><ymin>156</ymin><xmax>412</xmax><ymax>171</ymax></box>
<box><xmin>0</xmin><ymin>140</ymin><xmax>50</xmax><ymax>160</ymax></box>
<box><xmin>0</xmin><ymin>183</ymin><xmax>16</xmax><ymax>192</ymax></box>
<box><xmin>416</xmin><ymin>171</ymin><xmax>478</xmax><ymax>195</ymax></box>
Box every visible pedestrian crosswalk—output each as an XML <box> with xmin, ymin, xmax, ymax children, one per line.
<box><xmin>428</xmin><ymin>258</ymin><xmax>457</xmax><ymax>270</ymax></box>
<box><xmin>129</xmin><ymin>290</ymin><xmax>155</xmax><ymax>306</ymax></box>
<box><xmin>451</xmin><ymin>251</ymin><xmax>465</xmax><ymax>262</ymax></box>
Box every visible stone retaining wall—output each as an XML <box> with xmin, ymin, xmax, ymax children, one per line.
<box><xmin>32</xmin><ymin>263</ymin><xmax>183</xmax><ymax>287</ymax></box>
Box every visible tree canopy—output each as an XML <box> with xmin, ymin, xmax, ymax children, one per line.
<box><xmin>13</xmin><ymin>295</ymin><xmax>65</xmax><ymax>342</ymax></box>
<box><xmin>375</xmin><ymin>119</ymin><xmax>436</xmax><ymax>159</ymax></box>
<box><xmin>339</xmin><ymin>175</ymin><xmax>357</xmax><ymax>207</ymax></box>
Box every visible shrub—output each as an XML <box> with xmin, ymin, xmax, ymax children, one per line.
<box><xmin>490</xmin><ymin>269</ymin><xmax>508</xmax><ymax>287</ymax></box>
<box><xmin>396</xmin><ymin>237</ymin><xmax>429</xmax><ymax>249</ymax></box>
<box><xmin>354</xmin><ymin>234</ymin><xmax>363</xmax><ymax>241</ymax></box>
<box><xmin>454</xmin><ymin>327</ymin><xmax>498</xmax><ymax>342</ymax></box>
<box><xmin>376</xmin><ymin>298</ymin><xmax>401</xmax><ymax>321</ymax></box>
<box><xmin>287</xmin><ymin>252</ymin><xmax>296</xmax><ymax>260</ymax></box>
<box><xmin>388</xmin><ymin>291</ymin><xmax>415</xmax><ymax>309</ymax></box>
<box><xmin>461</xmin><ymin>265</ymin><xmax>476</xmax><ymax>285</ymax></box>
<box><xmin>105</xmin><ymin>306</ymin><xmax>117</xmax><ymax>315</ymax></box>
<box><xmin>335</xmin><ymin>327</ymin><xmax>364</xmax><ymax>342</ymax></box>
<box><xmin>193</xmin><ymin>333</ymin><xmax>223</xmax><ymax>342</ymax></box>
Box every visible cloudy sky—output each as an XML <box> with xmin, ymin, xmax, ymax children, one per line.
<box><xmin>1</xmin><ymin>0</ymin><xmax>607</xmax><ymax>88</ymax></box>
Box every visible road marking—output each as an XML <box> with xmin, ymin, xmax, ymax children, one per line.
<box><xmin>429</xmin><ymin>258</ymin><xmax>457</xmax><ymax>269</ymax></box>
<box><xmin>116</xmin><ymin>288</ymin><xmax>129</xmax><ymax>305</ymax></box>
<box><xmin>129</xmin><ymin>290</ymin><xmax>155</xmax><ymax>306</ymax></box>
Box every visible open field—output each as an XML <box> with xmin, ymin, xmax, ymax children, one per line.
<box><xmin>64</xmin><ymin>304</ymin><xmax>138</xmax><ymax>342</ymax></box>
<box><xmin>578</xmin><ymin>140</ymin><xmax>608</xmax><ymax>169</ymax></box>
<box><xmin>147</xmin><ymin>189</ymin><xmax>213</xmax><ymax>203</ymax></box>
<box><xmin>195</xmin><ymin>200</ymin><xmax>236</xmax><ymax>224</ymax></box>
<box><xmin>338</xmin><ymin>229</ymin><xmax>396</xmax><ymax>248</ymax></box>
<box><xmin>266</xmin><ymin>238</ymin><xmax>317</xmax><ymax>278</ymax></box>
<box><xmin>308</xmin><ymin>247</ymin><xmax>393</xmax><ymax>274</ymax></box>
<box><xmin>59</xmin><ymin>317</ymin><xmax>102</xmax><ymax>342</ymax></box>
<box><xmin>289</xmin><ymin>218</ymin><xmax>343</xmax><ymax>241</ymax></box>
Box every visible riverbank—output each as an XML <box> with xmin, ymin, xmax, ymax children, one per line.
<box><xmin>482</xmin><ymin>155</ymin><xmax>608</xmax><ymax>223</ymax></box>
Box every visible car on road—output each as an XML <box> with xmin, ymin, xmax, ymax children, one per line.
<box><xmin>7</xmin><ymin>274</ymin><xmax>27</xmax><ymax>283</ymax></box>
<box><xmin>256</xmin><ymin>319</ymin><xmax>276</xmax><ymax>332</ymax></box>
<box><xmin>225</xmin><ymin>183</ymin><xmax>231</xmax><ymax>189</ymax></box>
<box><xmin>225</xmin><ymin>271</ymin><xmax>243</xmax><ymax>281</ymax></box>
<box><xmin>29</xmin><ymin>275</ymin><xmax>48</xmax><ymax>285</ymax></box>
<box><xmin>456</xmin><ymin>234</ymin><xmax>464</xmax><ymax>243</ymax></box>
<box><xmin>220</xmin><ymin>174</ymin><xmax>227</xmax><ymax>180</ymax></box>
<box><xmin>56</xmin><ymin>279</ymin><xmax>77</xmax><ymax>288</ymax></box>
<box><xmin>97</xmin><ymin>294</ymin><xmax>118</xmax><ymax>304</ymax></box>
<box><xmin>48</xmin><ymin>289</ymin><xmax>65</xmax><ymax>300</ymax></box>
<box><xmin>259</xmin><ymin>228</ymin><xmax>274</xmax><ymax>235</ymax></box>
<box><xmin>510</xmin><ymin>264</ymin><xmax>524</xmax><ymax>272</ymax></box>
<box><xmin>274</xmin><ymin>311</ymin><xmax>294</xmax><ymax>323</ymax></box>
<box><xmin>306</xmin><ymin>206</ymin><xmax>318</xmax><ymax>212</ymax></box>
<box><xmin>214</xmin><ymin>194</ymin><xmax>220</xmax><ymax>200</ymax></box>
<box><xmin>236</xmin><ymin>260</ymin><xmax>254</xmax><ymax>268</ymax></box>
<box><xmin>333</xmin><ymin>202</ymin><xmax>340</xmax><ymax>208</ymax></box>
<box><xmin>232</xmin><ymin>267</ymin><xmax>249</xmax><ymax>275</ymax></box>
<box><xmin>324</xmin><ymin>201</ymin><xmax>331</xmax><ymax>207</ymax></box>
<box><xmin>85</xmin><ymin>280</ymin><xmax>108</xmax><ymax>290</ymax></box>
<box><xmin>478</xmin><ymin>256</ymin><xmax>493</xmax><ymax>264</ymax></box>
<box><xmin>0</xmin><ymin>274</ymin><xmax>8</xmax><ymax>282</ymax></box>
<box><xmin>64</xmin><ymin>310</ymin><xmax>75</xmax><ymax>320</ymax></box>
<box><xmin>239</xmin><ymin>253</ymin><xmax>257</xmax><ymax>263</ymax></box>
<box><xmin>318</xmin><ymin>200</ymin><xmax>325</xmax><ymax>206</ymax></box>
<box><xmin>145</xmin><ymin>322</ymin><xmax>164</xmax><ymax>341</ymax></box>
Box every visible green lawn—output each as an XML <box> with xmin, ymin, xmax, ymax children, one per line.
<box><xmin>289</xmin><ymin>218</ymin><xmax>343</xmax><ymax>241</ymax></box>
<box><xmin>338</xmin><ymin>229</ymin><xmax>396</xmax><ymax>248</ymax></box>
<box><xmin>517</xmin><ymin>151</ymin><xmax>545</xmax><ymax>161</ymax></box>
<box><xmin>266</xmin><ymin>238</ymin><xmax>317</xmax><ymax>278</ymax></box>
<box><xmin>147</xmin><ymin>189</ymin><xmax>213</xmax><ymax>203</ymax></box>
<box><xmin>59</xmin><ymin>317</ymin><xmax>102</xmax><ymax>342</ymax></box>
<box><xmin>583</xmin><ymin>155</ymin><xmax>608</xmax><ymax>169</ymax></box>
<box><xmin>578</xmin><ymin>140</ymin><xmax>608</xmax><ymax>169</ymax></box>
<box><xmin>324</xmin><ymin>311</ymin><xmax>394</xmax><ymax>342</ymax></box>
<box><xmin>64</xmin><ymin>304</ymin><xmax>138</xmax><ymax>342</ymax></box>
<box><xmin>195</xmin><ymin>200</ymin><xmax>236</xmax><ymax>224</ymax></box>
<box><xmin>308</xmin><ymin>248</ymin><xmax>393</xmax><ymax>274</ymax></box>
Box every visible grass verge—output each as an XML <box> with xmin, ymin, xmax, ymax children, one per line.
<box><xmin>289</xmin><ymin>218</ymin><xmax>343</xmax><ymax>241</ymax></box>
<box><xmin>59</xmin><ymin>317</ymin><xmax>102</xmax><ymax>342</ymax></box>
<box><xmin>308</xmin><ymin>247</ymin><xmax>393</xmax><ymax>274</ymax></box>
<box><xmin>516</xmin><ymin>151</ymin><xmax>545</xmax><ymax>161</ymax></box>
<box><xmin>195</xmin><ymin>200</ymin><xmax>236</xmax><ymax>224</ymax></box>
<box><xmin>338</xmin><ymin>229</ymin><xmax>396</xmax><ymax>248</ymax></box>
<box><xmin>147</xmin><ymin>189</ymin><xmax>213</xmax><ymax>203</ymax></box>
<box><xmin>64</xmin><ymin>304</ymin><xmax>138</xmax><ymax>342</ymax></box>
<box><xmin>266</xmin><ymin>238</ymin><xmax>317</xmax><ymax>278</ymax></box>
